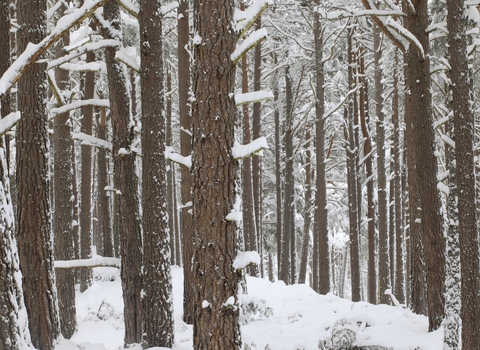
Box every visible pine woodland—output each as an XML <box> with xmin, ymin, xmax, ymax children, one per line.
<box><xmin>1</xmin><ymin>0</ymin><xmax>480</xmax><ymax>349</ymax></box>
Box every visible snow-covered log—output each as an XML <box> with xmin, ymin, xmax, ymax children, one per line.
<box><xmin>54</xmin><ymin>257</ymin><xmax>121</xmax><ymax>269</ymax></box>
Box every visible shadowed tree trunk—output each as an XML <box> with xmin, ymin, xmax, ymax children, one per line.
<box><xmin>191</xmin><ymin>0</ymin><xmax>241</xmax><ymax>347</ymax></box>
<box><xmin>103</xmin><ymin>0</ymin><xmax>143</xmax><ymax>344</ymax></box>
<box><xmin>447</xmin><ymin>0</ymin><xmax>480</xmax><ymax>345</ymax></box>
<box><xmin>273</xmin><ymin>52</ymin><xmax>282</xmax><ymax>280</ymax></box>
<box><xmin>53</xmin><ymin>5</ymin><xmax>76</xmax><ymax>337</ymax></box>
<box><xmin>140</xmin><ymin>0</ymin><xmax>174</xmax><ymax>346</ymax></box>
<box><xmin>16</xmin><ymin>0</ymin><xmax>60</xmax><ymax>346</ymax></box>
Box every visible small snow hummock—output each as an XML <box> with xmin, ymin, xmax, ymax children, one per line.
<box><xmin>222</xmin><ymin>296</ymin><xmax>237</xmax><ymax>310</ymax></box>
<box><xmin>202</xmin><ymin>300</ymin><xmax>211</xmax><ymax>309</ymax></box>
<box><xmin>384</xmin><ymin>288</ymin><xmax>401</xmax><ymax>307</ymax></box>
<box><xmin>234</xmin><ymin>90</ymin><xmax>274</xmax><ymax>105</ymax></box>
<box><xmin>233</xmin><ymin>251</ymin><xmax>261</xmax><ymax>270</ymax></box>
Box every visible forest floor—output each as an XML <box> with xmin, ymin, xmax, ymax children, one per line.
<box><xmin>54</xmin><ymin>266</ymin><xmax>443</xmax><ymax>350</ymax></box>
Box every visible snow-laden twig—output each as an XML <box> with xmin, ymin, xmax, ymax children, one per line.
<box><xmin>323</xmin><ymin>85</ymin><xmax>362</xmax><ymax>120</ymax></box>
<box><xmin>236</xmin><ymin>0</ymin><xmax>273</xmax><ymax>37</ymax></box>
<box><xmin>73</xmin><ymin>132</ymin><xmax>113</xmax><ymax>151</ymax></box>
<box><xmin>50</xmin><ymin>99</ymin><xmax>110</xmax><ymax>118</ymax></box>
<box><xmin>231</xmin><ymin>28</ymin><xmax>267</xmax><ymax>65</ymax></box>
<box><xmin>0</xmin><ymin>0</ymin><xmax>110</xmax><ymax>98</ymax></box>
<box><xmin>165</xmin><ymin>146</ymin><xmax>192</xmax><ymax>168</ymax></box>
<box><xmin>0</xmin><ymin>112</ymin><xmax>21</xmax><ymax>136</ymax></box>
<box><xmin>117</xmin><ymin>0</ymin><xmax>139</xmax><ymax>18</ymax></box>
<box><xmin>54</xmin><ymin>257</ymin><xmax>121</xmax><ymax>269</ymax></box>
<box><xmin>235</xmin><ymin>91</ymin><xmax>273</xmax><ymax>105</ymax></box>
<box><xmin>115</xmin><ymin>48</ymin><xmax>139</xmax><ymax>72</ymax></box>
<box><xmin>232</xmin><ymin>137</ymin><xmax>268</xmax><ymax>160</ymax></box>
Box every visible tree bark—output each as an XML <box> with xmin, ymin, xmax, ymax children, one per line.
<box><xmin>191</xmin><ymin>0</ymin><xmax>241</xmax><ymax>347</ymax></box>
<box><xmin>404</xmin><ymin>0</ymin><xmax>445</xmax><ymax>331</ymax></box>
<box><xmin>103</xmin><ymin>1</ymin><xmax>143</xmax><ymax>344</ymax></box>
<box><xmin>53</xmin><ymin>7</ymin><xmax>77</xmax><ymax>337</ymax></box>
<box><xmin>16</xmin><ymin>0</ymin><xmax>60</xmax><ymax>346</ymax></box>
<box><xmin>447</xmin><ymin>0</ymin><xmax>480</xmax><ymax>345</ymax></box>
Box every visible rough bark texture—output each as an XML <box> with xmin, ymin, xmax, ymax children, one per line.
<box><xmin>191</xmin><ymin>0</ymin><xmax>241</xmax><ymax>347</ymax></box>
<box><xmin>166</xmin><ymin>70</ymin><xmax>176</xmax><ymax>266</ymax></box>
<box><xmin>273</xmin><ymin>53</ymin><xmax>282</xmax><ymax>280</ymax></box>
<box><xmin>79</xmin><ymin>49</ymin><xmax>95</xmax><ymax>292</ymax></box>
<box><xmin>447</xmin><ymin>0</ymin><xmax>480</xmax><ymax>346</ymax></box>
<box><xmin>178</xmin><ymin>0</ymin><xmax>195</xmax><ymax>325</ymax></box>
<box><xmin>299</xmin><ymin>126</ymin><xmax>312</xmax><ymax>285</ymax></box>
<box><xmin>53</xmin><ymin>14</ymin><xmax>77</xmax><ymax>338</ymax></box>
<box><xmin>140</xmin><ymin>0</ymin><xmax>174</xmax><ymax>346</ymax></box>
<box><xmin>374</xmin><ymin>26</ymin><xmax>390</xmax><ymax>304</ymax></box>
<box><xmin>103</xmin><ymin>1</ymin><xmax>143</xmax><ymax>344</ymax></box>
<box><xmin>97</xmin><ymin>107</ymin><xmax>113</xmax><ymax>257</ymax></box>
<box><xmin>313</xmin><ymin>3</ymin><xmax>329</xmax><ymax>295</ymax></box>
<box><xmin>404</xmin><ymin>0</ymin><xmax>445</xmax><ymax>331</ymax></box>
<box><xmin>16</xmin><ymin>0</ymin><xmax>60</xmax><ymax>347</ymax></box>
<box><xmin>346</xmin><ymin>30</ymin><xmax>360</xmax><ymax>302</ymax></box>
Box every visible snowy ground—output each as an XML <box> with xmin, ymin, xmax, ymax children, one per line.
<box><xmin>55</xmin><ymin>267</ymin><xmax>443</xmax><ymax>350</ymax></box>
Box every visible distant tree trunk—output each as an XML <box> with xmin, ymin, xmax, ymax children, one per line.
<box><xmin>346</xmin><ymin>30</ymin><xmax>360</xmax><ymax>302</ymax></box>
<box><xmin>97</xmin><ymin>107</ymin><xmax>113</xmax><ymax>257</ymax></box>
<box><xmin>191</xmin><ymin>0</ymin><xmax>241</xmax><ymax>346</ymax></box>
<box><xmin>374</xmin><ymin>26</ymin><xmax>390</xmax><ymax>304</ymax></box>
<box><xmin>273</xmin><ymin>53</ymin><xmax>283</xmax><ymax>280</ymax></box>
<box><xmin>392</xmin><ymin>50</ymin><xmax>405</xmax><ymax>305</ymax></box>
<box><xmin>166</xmin><ymin>69</ymin><xmax>176</xmax><ymax>266</ymax></box>
<box><xmin>103</xmin><ymin>0</ymin><xmax>143</xmax><ymax>344</ymax></box>
<box><xmin>79</xmin><ymin>48</ymin><xmax>95</xmax><ymax>292</ymax></box>
<box><xmin>53</xmin><ymin>8</ymin><xmax>77</xmax><ymax>337</ymax></box>
<box><xmin>404</xmin><ymin>0</ymin><xmax>445</xmax><ymax>331</ymax></box>
<box><xmin>358</xmin><ymin>48</ymin><xmax>375</xmax><ymax>305</ymax></box>
<box><xmin>0</xmin><ymin>0</ymin><xmax>31</xmax><ymax>345</ymax></box>
<box><xmin>447</xmin><ymin>0</ymin><xmax>480</xmax><ymax>345</ymax></box>
<box><xmin>299</xmin><ymin>126</ymin><xmax>313</xmax><ymax>284</ymax></box>
<box><xmin>140</xmin><ymin>0</ymin><xmax>174</xmax><ymax>346</ymax></box>
<box><xmin>313</xmin><ymin>2</ymin><xmax>329</xmax><ymax>294</ymax></box>
<box><xmin>282</xmin><ymin>65</ymin><xmax>295</xmax><ymax>284</ymax></box>
<box><xmin>252</xmin><ymin>16</ymin><xmax>263</xmax><ymax>277</ymax></box>
<box><xmin>178</xmin><ymin>0</ymin><xmax>195</xmax><ymax>325</ymax></box>
<box><xmin>16</xmin><ymin>0</ymin><xmax>60</xmax><ymax>347</ymax></box>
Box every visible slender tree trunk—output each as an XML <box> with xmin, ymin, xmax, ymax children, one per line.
<box><xmin>16</xmin><ymin>0</ymin><xmax>60</xmax><ymax>346</ymax></box>
<box><xmin>273</xmin><ymin>53</ymin><xmax>282</xmax><ymax>280</ymax></box>
<box><xmin>178</xmin><ymin>0</ymin><xmax>195</xmax><ymax>325</ymax></box>
<box><xmin>447</xmin><ymin>0</ymin><xmax>480</xmax><ymax>345</ymax></box>
<box><xmin>53</xmin><ymin>9</ymin><xmax>76</xmax><ymax>337</ymax></box>
<box><xmin>103</xmin><ymin>1</ymin><xmax>143</xmax><ymax>344</ymax></box>
<box><xmin>313</xmin><ymin>2</ymin><xmax>329</xmax><ymax>294</ymax></box>
<box><xmin>97</xmin><ymin>107</ymin><xmax>113</xmax><ymax>257</ymax></box>
<box><xmin>374</xmin><ymin>26</ymin><xmax>390</xmax><ymax>304</ymax></box>
<box><xmin>404</xmin><ymin>0</ymin><xmax>445</xmax><ymax>331</ymax></box>
<box><xmin>79</xmin><ymin>49</ymin><xmax>95</xmax><ymax>292</ymax></box>
<box><xmin>139</xmin><ymin>0</ymin><xmax>174</xmax><ymax>346</ymax></box>
<box><xmin>191</xmin><ymin>0</ymin><xmax>241</xmax><ymax>347</ymax></box>
<box><xmin>166</xmin><ymin>69</ymin><xmax>176</xmax><ymax>266</ymax></box>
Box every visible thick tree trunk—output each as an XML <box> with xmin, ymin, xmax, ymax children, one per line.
<box><xmin>103</xmin><ymin>1</ymin><xmax>143</xmax><ymax>344</ymax></box>
<box><xmin>404</xmin><ymin>0</ymin><xmax>445</xmax><ymax>331</ymax></box>
<box><xmin>16</xmin><ymin>0</ymin><xmax>60</xmax><ymax>347</ymax></box>
<box><xmin>53</xmin><ymin>11</ymin><xmax>77</xmax><ymax>338</ymax></box>
<box><xmin>178</xmin><ymin>0</ymin><xmax>195</xmax><ymax>325</ymax></box>
<box><xmin>374</xmin><ymin>26</ymin><xmax>390</xmax><ymax>304</ymax></box>
<box><xmin>447</xmin><ymin>0</ymin><xmax>480</xmax><ymax>345</ymax></box>
<box><xmin>191</xmin><ymin>0</ymin><xmax>241</xmax><ymax>347</ymax></box>
<box><xmin>139</xmin><ymin>0</ymin><xmax>174</xmax><ymax>346</ymax></box>
<box><xmin>313</xmin><ymin>3</ymin><xmax>329</xmax><ymax>295</ymax></box>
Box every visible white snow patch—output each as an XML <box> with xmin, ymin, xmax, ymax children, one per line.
<box><xmin>233</xmin><ymin>251</ymin><xmax>261</xmax><ymax>270</ymax></box>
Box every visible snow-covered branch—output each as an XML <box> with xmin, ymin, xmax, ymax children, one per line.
<box><xmin>235</xmin><ymin>91</ymin><xmax>273</xmax><ymax>105</ymax></box>
<box><xmin>231</xmin><ymin>28</ymin><xmax>267</xmax><ymax>65</ymax></box>
<box><xmin>54</xmin><ymin>257</ymin><xmax>121</xmax><ymax>269</ymax></box>
<box><xmin>0</xmin><ymin>112</ymin><xmax>21</xmax><ymax>136</ymax></box>
<box><xmin>232</xmin><ymin>137</ymin><xmax>268</xmax><ymax>160</ymax></box>
<box><xmin>235</xmin><ymin>0</ymin><xmax>273</xmax><ymax>37</ymax></box>
<box><xmin>50</xmin><ymin>99</ymin><xmax>110</xmax><ymax>118</ymax></box>
<box><xmin>0</xmin><ymin>0</ymin><xmax>111</xmax><ymax>98</ymax></box>
<box><xmin>116</xmin><ymin>0</ymin><xmax>179</xmax><ymax>18</ymax></box>
<box><xmin>73</xmin><ymin>132</ymin><xmax>113</xmax><ymax>150</ymax></box>
<box><xmin>165</xmin><ymin>146</ymin><xmax>192</xmax><ymax>168</ymax></box>
<box><xmin>115</xmin><ymin>48</ymin><xmax>139</xmax><ymax>72</ymax></box>
<box><xmin>233</xmin><ymin>251</ymin><xmax>261</xmax><ymax>271</ymax></box>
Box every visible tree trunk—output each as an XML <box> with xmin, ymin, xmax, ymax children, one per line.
<box><xmin>273</xmin><ymin>52</ymin><xmax>282</xmax><ymax>280</ymax></box>
<box><xmin>178</xmin><ymin>0</ymin><xmax>195</xmax><ymax>325</ymax></box>
<box><xmin>374</xmin><ymin>26</ymin><xmax>390</xmax><ymax>304</ymax></box>
<box><xmin>103</xmin><ymin>1</ymin><xmax>143</xmax><ymax>344</ymax></box>
<box><xmin>191</xmin><ymin>0</ymin><xmax>241</xmax><ymax>346</ymax></box>
<box><xmin>16</xmin><ymin>0</ymin><xmax>60</xmax><ymax>346</ymax></box>
<box><xmin>53</xmin><ymin>8</ymin><xmax>77</xmax><ymax>337</ymax></box>
<box><xmin>404</xmin><ymin>0</ymin><xmax>445</xmax><ymax>331</ymax></box>
<box><xmin>313</xmin><ymin>2</ymin><xmax>329</xmax><ymax>295</ymax></box>
<box><xmin>447</xmin><ymin>0</ymin><xmax>480</xmax><ymax>345</ymax></box>
<box><xmin>166</xmin><ymin>69</ymin><xmax>176</xmax><ymax>266</ymax></box>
